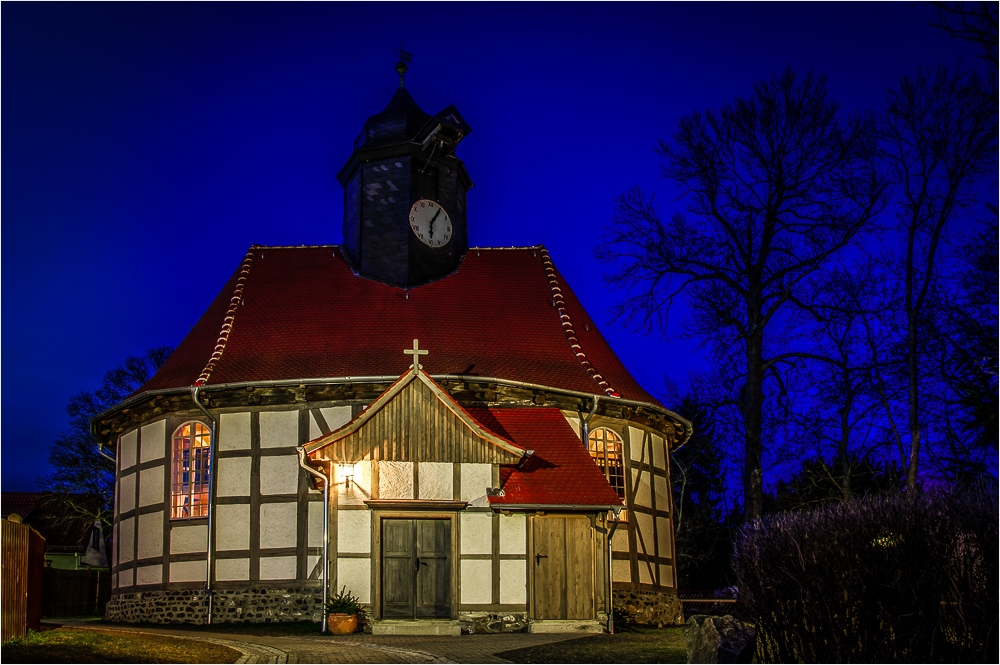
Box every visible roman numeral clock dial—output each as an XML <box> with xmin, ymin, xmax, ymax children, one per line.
<box><xmin>409</xmin><ymin>199</ymin><xmax>453</xmax><ymax>248</ymax></box>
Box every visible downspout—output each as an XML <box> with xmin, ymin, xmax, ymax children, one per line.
<box><xmin>97</xmin><ymin>443</ymin><xmax>117</xmax><ymax>465</ymax></box>
<box><xmin>607</xmin><ymin>506</ymin><xmax>622</xmax><ymax>634</ymax></box>
<box><xmin>580</xmin><ymin>395</ymin><xmax>599</xmax><ymax>446</ymax></box>
<box><xmin>297</xmin><ymin>448</ymin><xmax>330</xmax><ymax>634</ymax></box>
<box><xmin>191</xmin><ymin>386</ymin><xmax>218</xmax><ymax>625</ymax></box>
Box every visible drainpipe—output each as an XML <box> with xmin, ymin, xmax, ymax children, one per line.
<box><xmin>297</xmin><ymin>448</ymin><xmax>330</xmax><ymax>634</ymax></box>
<box><xmin>191</xmin><ymin>386</ymin><xmax>218</xmax><ymax>625</ymax></box>
<box><xmin>97</xmin><ymin>443</ymin><xmax>117</xmax><ymax>465</ymax></box>
<box><xmin>580</xmin><ymin>395</ymin><xmax>599</xmax><ymax>446</ymax></box>
<box><xmin>607</xmin><ymin>506</ymin><xmax>622</xmax><ymax>634</ymax></box>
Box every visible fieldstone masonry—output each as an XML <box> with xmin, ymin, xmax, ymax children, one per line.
<box><xmin>105</xmin><ymin>586</ymin><xmax>324</xmax><ymax>624</ymax></box>
<box><xmin>460</xmin><ymin>612</ymin><xmax>528</xmax><ymax>634</ymax></box>
<box><xmin>614</xmin><ymin>588</ymin><xmax>684</xmax><ymax>626</ymax></box>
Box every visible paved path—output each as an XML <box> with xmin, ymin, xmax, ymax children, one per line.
<box><xmin>57</xmin><ymin>620</ymin><xmax>586</xmax><ymax>663</ymax></box>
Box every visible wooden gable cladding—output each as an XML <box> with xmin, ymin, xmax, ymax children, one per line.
<box><xmin>303</xmin><ymin>371</ymin><xmax>524</xmax><ymax>465</ymax></box>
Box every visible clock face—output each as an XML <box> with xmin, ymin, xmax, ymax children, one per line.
<box><xmin>409</xmin><ymin>199</ymin><xmax>453</xmax><ymax>248</ymax></box>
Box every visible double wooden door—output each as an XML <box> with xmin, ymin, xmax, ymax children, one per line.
<box><xmin>531</xmin><ymin>516</ymin><xmax>595</xmax><ymax>620</ymax></box>
<box><xmin>382</xmin><ymin>519</ymin><xmax>451</xmax><ymax>618</ymax></box>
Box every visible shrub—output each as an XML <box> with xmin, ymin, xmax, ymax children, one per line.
<box><xmin>325</xmin><ymin>586</ymin><xmax>364</xmax><ymax>616</ymax></box>
<box><xmin>733</xmin><ymin>484</ymin><xmax>997</xmax><ymax>663</ymax></box>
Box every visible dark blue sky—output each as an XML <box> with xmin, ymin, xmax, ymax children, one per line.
<box><xmin>1</xmin><ymin>2</ymin><xmax>984</xmax><ymax>490</ymax></box>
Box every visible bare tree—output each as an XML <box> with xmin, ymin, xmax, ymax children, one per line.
<box><xmin>932</xmin><ymin>1</ymin><xmax>998</xmax><ymax>67</ymax></box>
<box><xmin>879</xmin><ymin>65</ymin><xmax>997</xmax><ymax>490</ymax></box>
<box><xmin>598</xmin><ymin>69</ymin><xmax>885</xmax><ymax>520</ymax></box>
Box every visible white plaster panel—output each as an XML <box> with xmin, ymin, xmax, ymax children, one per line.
<box><xmin>638</xmin><ymin>561</ymin><xmax>653</xmax><ymax>584</ymax></box>
<box><xmin>216</xmin><ymin>504</ymin><xmax>251</xmax><ymax>551</ymax></box>
<box><xmin>260</xmin><ymin>410</ymin><xmax>299</xmax><ymax>448</ymax></box>
<box><xmin>378</xmin><ymin>461</ymin><xmax>413</xmax><ymax>499</ymax></box>
<box><xmin>659</xmin><ymin>564</ymin><xmax>675</xmax><ymax>588</ymax></box>
<box><xmin>136</xmin><ymin>564</ymin><xmax>162</xmax><ymax>586</ymax></box>
<box><xmin>611</xmin><ymin>527</ymin><xmax>630</xmax><ymax>552</ymax></box>
<box><xmin>309</xmin><ymin>406</ymin><xmax>352</xmax><ymax>439</ymax></box>
<box><xmin>138</xmin><ymin>467</ymin><xmax>164</xmax><ymax>507</ymax></box>
<box><xmin>217</xmin><ymin>558</ymin><xmax>250</xmax><ymax>581</ymax></box>
<box><xmin>654</xmin><ymin>475</ymin><xmax>669</xmax><ymax>511</ymax></box>
<box><xmin>338</xmin><ymin>558</ymin><xmax>370</xmax><ymax>603</ymax></box>
<box><xmin>260</xmin><ymin>503</ymin><xmax>298</xmax><ymax>550</ymax></box>
<box><xmin>259</xmin><ymin>556</ymin><xmax>297</xmax><ymax>580</ymax></box>
<box><xmin>219</xmin><ymin>412</ymin><xmax>251</xmax><ymax>451</ymax></box>
<box><xmin>308</xmin><ymin>501</ymin><xmax>325</xmax><ymax>548</ymax></box>
<box><xmin>338</xmin><ymin>510</ymin><xmax>371</xmax><ymax>553</ymax></box>
<box><xmin>499</xmin><ymin>559</ymin><xmax>527</xmax><ymax>604</ymax></box>
<box><xmin>461</xmin><ymin>559</ymin><xmax>492</xmax><ymax>604</ymax></box>
<box><xmin>350</xmin><ymin>461</ymin><xmax>372</xmax><ymax>497</ymax></box>
<box><xmin>631</xmin><ymin>468</ymin><xmax>651</xmax><ymax>507</ymax></box>
<box><xmin>656</xmin><ymin>518</ymin><xmax>672</xmax><ymax>556</ymax></box>
<box><xmin>137</xmin><ymin>512</ymin><xmax>163</xmax><ymax>560</ymax></box>
<box><xmin>120</xmin><ymin>430</ymin><xmax>138</xmax><ymax>470</ymax></box>
<box><xmin>217</xmin><ymin>457</ymin><xmax>251</xmax><ymax>497</ymax></box>
<box><xmin>170</xmin><ymin>560</ymin><xmax>206</xmax><ymax>583</ymax></box>
<box><xmin>460</xmin><ymin>463</ymin><xmax>491</xmax><ymax>508</ymax></box>
<box><xmin>260</xmin><ymin>455</ymin><xmax>301</xmax><ymax>496</ymax></box>
<box><xmin>561</xmin><ymin>412</ymin><xmax>582</xmax><ymax>438</ymax></box>
<box><xmin>651</xmin><ymin>434</ymin><xmax>665</xmax><ymax>469</ymax></box>
<box><xmin>118</xmin><ymin>517</ymin><xmax>134</xmax><ymax>563</ymax></box>
<box><xmin>119</xmin><ymin>473</ymin><xmax>136</xmax><ymax>513</ymax></box>
<box><xmin>119</xmin><ymin>568</ymin><xmax>133</xmax><ymax>587</ymax></box>
<box><xmin>627</xmin><ymin>427</ymin><xmax>645</xmax><ymax>462</ymax></box>
<box><xmin>635</xmin><ymin>512</ymin><xmax>654</xmax><ymax>556</ymax></box>
<box><xmin>418</xmin><ymin>462</ymin><xmax>452</xmax><ymax>500</ymax></box>
<box><xmin>499</xmin><ymin>513</ymin><xmax>526</xmax><ymax>555</ymax></box>
<box><xmin>308</xmin><ymin>555</ymin><xmax>321</xmax><ymax>579</ymax></box>
<box><xmin>460</xmin><ymin>513</ymin><xmax>492</xmax><ymax>555</ymax></box>
<box><xmin>140</xmin><ymin>420</ymin><xmax>166</xmax><ymax>463</ymax></box>
<box><xmin>170</xmin><ymin>524</ymin><xmax>207</xmax><ymax>554</ymax></box>
<box><xmin>612</xmin><ymin>558</ymin><xmax>631</xmax><ymax>582</ymax></box>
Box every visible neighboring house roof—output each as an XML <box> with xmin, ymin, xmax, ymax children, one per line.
<box><xmin>470</xmin><ymin>407</ymin><xmax>625</xmax><ymax>509</ymax></box>
<box><xmin>0</xmin><ymin>492</ymin><xmax>100</xmax><ymax>553</ymax></box>
<box><xmin>138</xmin><ymin>245</ymin><xmax>661</xmax><ymax>407</ymax></box>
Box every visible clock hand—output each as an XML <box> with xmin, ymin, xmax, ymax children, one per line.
<box><xmin>428</xmin><ymin>208</ymin><xmax>443</xmax><ymax>238</ymax></box>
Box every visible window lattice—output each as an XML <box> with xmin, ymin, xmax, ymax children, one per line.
<box><xmin>171</xmin><ymin>422</ymin><xmax>211</xmax><ymax>519</ymax></box>
<box><xmin>588</xmin><ymin>427</ymin><xmax>626</xmax><ymax>501</ymax></box>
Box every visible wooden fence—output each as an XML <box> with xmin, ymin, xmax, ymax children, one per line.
<box><xmin>41</xmin><ymin>568</ymin><xmax>112</xmax><ymax>617</ymax></box>
<box><xmin>2</xmin><ymin>517</ymin><xmax>45</xmax><ymax>643</ymax></box>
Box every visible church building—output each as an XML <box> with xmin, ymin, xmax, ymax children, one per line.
<box><xmin>95</xmin><ymin>63</ymin><xmax>691</xmax><ymax>633</ymax></box>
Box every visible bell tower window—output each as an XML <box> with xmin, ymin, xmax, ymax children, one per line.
<box><xmin>171</xmin><ymin>422</ymin><xmax>211</xmax><ymax>519</ymax></box>
<box><xmin>588</xmin><ymin>427</ymin><xmax>626</xmax><ymax>501</ymax></box>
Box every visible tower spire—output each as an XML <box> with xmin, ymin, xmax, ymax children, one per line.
<box><xmin>394</xmin><ymin>41</ymin><xmax>412</xmax><ymax>89</ymax></box>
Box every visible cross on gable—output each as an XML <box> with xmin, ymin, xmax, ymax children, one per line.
<box><xmin>403</xmin><ymin>338</ymin><xmax>428</xmax><ymax>374</ymax></box>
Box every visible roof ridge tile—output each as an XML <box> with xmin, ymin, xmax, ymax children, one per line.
<box><xmin>195</xmin><ymin>247</ymin><xmax>256</xmax><ymax>386</ymax></box>
<box><xmin>538</xmin><ymin>248</ymin><xmax>619</xmax><ymax>398</ymax></box>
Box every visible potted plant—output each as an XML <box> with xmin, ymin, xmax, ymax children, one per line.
<box><xmin>325</xmin><ymin>586</ymin><xmax>363</xmax><ymax>634</ymax></box>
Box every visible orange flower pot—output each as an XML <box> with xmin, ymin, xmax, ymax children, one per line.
<box><xmin>327</xmin><ymin>613</ymin><xmax>359</xmax><ymax>634</ymax></box>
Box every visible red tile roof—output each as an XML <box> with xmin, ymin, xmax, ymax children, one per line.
<box><xmin>139</xmin><ymin>246</ymin><xmax>660</xmax><ymax>406</ymax></box>
<box><xmin>469</xmin><ymin>407</ymin><xmax>624</xmax><ymax>508</ymax></box>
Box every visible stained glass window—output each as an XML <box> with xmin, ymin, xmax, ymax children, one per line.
<box><xmin>171</xmin><ymin>422</ymin><xmax>211</xmax><ymax>519</ymax></box>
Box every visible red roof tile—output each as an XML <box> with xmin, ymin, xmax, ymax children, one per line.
<box><xmin>139</xmin><ymin>246</ymin><xmax>659</xmax><ymax>406</ymax></box>
<box><xmin>469</xmin><ymin>408</ymin><xmax>624</xmax><ymax>508</ymax></box>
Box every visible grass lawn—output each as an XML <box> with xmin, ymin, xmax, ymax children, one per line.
<box><xmin>498</xmin><ymin>626</ymin><xmax>687</xmax><ymax>664</ymax></box>
<box><xmin>1</xmin><ymin>627</ymin><xmax>240</xmax><ymax>663</ymax></box>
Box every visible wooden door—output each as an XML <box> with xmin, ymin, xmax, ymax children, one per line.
<box><xmin>531</xmin><ymin>516</ymin><xmax>595</xmax><ymax>620</ymax></box>
<box><xmin>381</xmin><ymin>519</ymin><xmax>451</xmax><ymax>618</ymax></box>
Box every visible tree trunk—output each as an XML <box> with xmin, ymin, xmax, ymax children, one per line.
<box><xmin>743</xmin><ymin>332</ymin><xmax>765</xmax><ymax>520</ymax></box>
<box><xmin>907</xmin><ymin>307</ymin><xmax>921</xmax><ymax>490</ymax></box>
<box><xmin>838</xmin><ymin>365</ymin><xmax>852</xmax><ymax>500</ymax></box>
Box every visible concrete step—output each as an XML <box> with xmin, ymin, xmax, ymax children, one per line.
<box><xmin>369</xmin><ymin>619</ymin><xmax>463</xmax><ymax>636</ymax></box>
<box><xmin>528</xmin><ymin>619</ymin><xmax>605</xmax><ymax>634</ymax></box>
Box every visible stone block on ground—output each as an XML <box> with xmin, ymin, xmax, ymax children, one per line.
<box><xmin>684</xmin><ymin>614</ymin><xmax>756</xmax><ymax>664</ymax></box>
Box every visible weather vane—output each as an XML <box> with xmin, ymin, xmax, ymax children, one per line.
<box><xmin>394</xmin><ymin>40</ymin><xmax>412</xmax><ymax>89</ymax></box>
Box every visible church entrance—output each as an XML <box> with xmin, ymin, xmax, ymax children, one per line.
<box><xmin>381</xmin><ymin>519</ymin><xmax>451</xmax><ymax>618</ymax></box>
<box><xmin>531</xmin><ymin>515</ymin><xmax>596</xmax><ymax>620</ymax></box>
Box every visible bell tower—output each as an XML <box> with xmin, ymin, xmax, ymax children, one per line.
<box><xmin>337</xmin><ymin>50</ymin><xmax>473</xmax><ymax>288</ymax></box>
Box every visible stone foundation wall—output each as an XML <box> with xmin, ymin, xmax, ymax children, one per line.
<box><xmin>459</xmin><ymin>612</ymin><xmax>528</xmax><ymax>634</ymax></box>
<box><xmin>105</xmin><ymin>586</ymin><xmax>323</xmax><ymax>624</ymax></box>
<box><xmin>614</xmin><ymin>588</ymin><xmax>684</xmax><ymax>627</ymax></box>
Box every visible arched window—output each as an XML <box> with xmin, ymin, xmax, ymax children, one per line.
<box><xmin>588</xmin><ymin>427</ymin><xmax>626</xmax><ymax>500</ymax></box>
<box><xmin>171</xmin><ymin>422</ymin><xmax>211</xmax><ymax>519</ymax></box>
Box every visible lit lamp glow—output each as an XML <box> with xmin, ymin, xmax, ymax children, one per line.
<box><xmin>336</xmin><ymin>464</ymin><xmax>355</xmax><ymax>486</ymax></box>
